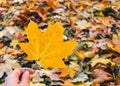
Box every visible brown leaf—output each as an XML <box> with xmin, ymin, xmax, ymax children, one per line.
<box><xmin>93</xmin><ymin>69</ymin><xmax>113</xmax><ymax>83</ymax></box>
<box><xmin>46</xmin><ymin>0</ymin><xmax>58</xmax><ymax>10</ymax></box>
<box><xmin>113</xmin><ymin>57</ymin><xmax>120</xmax><ymax>64</ymax></box>
<box><xmin>0</xmin><ymin>42</ymin><xmax>4</xmax><ymax>49</ymax></box>
<box><xmin>116</xmin><ymin>77</ymin><xmax>120</xmax><ymax>86</ymax></box>
<box><xmin>0</xmin><ymin>58</ymin><xmax>4</xmax><ymax>63</ymax></box>
<box><xmin>36</xmin><ymin>6</ymin><xmax>47</xmax><ymax>21</ymax></box>
<box><xmin>92</xmin><ymin>82</ymin><xmax>100</xmax><ymax>86</ymax></box>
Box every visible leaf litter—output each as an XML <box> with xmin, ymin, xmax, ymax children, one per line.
<box><xmin>0</xmin><ymin>0</ymin><xmax>120</xmax><ymax>86</ymax></box>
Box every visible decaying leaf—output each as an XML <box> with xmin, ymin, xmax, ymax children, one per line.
<box><xmin>59</xmin><ymin>68</ymin><xmax>75</xmax><ymax>78</ymax></box>
<box><xmin>19</xmin><ymin>20</ymin><xmax>77</xmax><ymax>68</ymax></box>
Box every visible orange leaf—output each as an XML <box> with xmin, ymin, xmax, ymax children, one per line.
<box><xmin>46</xmin><ymin>0</ymin><xmax>58</xmax><ymax>10</ymax></box>
<box><xmin>75</xmin><ymin>50</ymin><xmax>85</xmax><ymax>60</ymax></box>
<box><xmin>36</xmin><ymin>6</ymin><xmax>47</xmax><ymax>21</ymax></box>
<box><xmin>59</xmin><ymin>68</ymin><xmax>76</xmax><ymax>78</ymax></box>
<box><xmin>101</xmin><ymin>0</ymin><xmax>108</xmax><ymax>3</ymax></box>
<box><xmin>19</xmin><ymin>20</ymin><xmax>77</xmax><ymax>69</ymax></box>
<box><xmin>92</xmin><ymin>82</ymin><xmax>100</xmax><ymax>86</ymax></box>
<box><xmin>62</xmin><ymin>80</ymin><xmax>75</xmax><ymax>86</ymax></box>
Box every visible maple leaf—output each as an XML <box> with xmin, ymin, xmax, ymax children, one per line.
<box><xmin>19</xmin><ymin>20</ymin><xmax>77</xmax><ymax>68</ymax></box>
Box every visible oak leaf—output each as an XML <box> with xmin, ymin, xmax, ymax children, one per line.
<box><xmin>19</xmin><ymin>20</ymin><xmax>77</xmax><ymax>68</ymax></box>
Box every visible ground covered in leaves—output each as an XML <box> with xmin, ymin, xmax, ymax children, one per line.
<box><xmin>0</xmin><ymin>0</ymin><xmax>120</xmax><ymax>86</ymax></box>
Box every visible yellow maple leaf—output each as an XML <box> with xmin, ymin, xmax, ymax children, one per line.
<box><xmin>19</xmin><ymin>20</ymin><xmax>77</xmax><ymax>68</ymax></box>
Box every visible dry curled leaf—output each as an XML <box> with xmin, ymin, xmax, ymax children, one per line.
<box><xmin>19</xmin><ymin>20</ymin><xmax>77</xmax><ymax>69</ymax></box>
<box><xmin>93</xmin><ymin>69</ymin><xmax>113</xmax><ymax>83</ymax></box>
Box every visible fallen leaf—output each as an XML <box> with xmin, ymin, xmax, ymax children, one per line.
<box><xmin>74</xmin><ymin>83</ymin><xmax>86</xmax><ymax>86</ymax></box>
<box><xmin>101</xmin><ymin>0</ymin><xmax>108</xmax><ymax>3</ymax></box>
<box><xmin>75</xmin><ymin>50</ymin><xmax>85</xmax><ymax>60</ymax></box>
<box><xmin>50</xmin><ymin>73</ymin><xmax>63</xmax><ymax>81</ymax></box>
<box><xmin>10</xmin><ymin>39</ymin><xmax>19</xmax><ymax>48</ymax></box>
<box><xmin>30</xmin><ymin>82</ymin><xmax>45</xmax><ymax>86</ymax></box>
<box><xmin>59</xmin><ymin>68</ymin><xmax>76</xmax><ymax>78</ymax></box>
<box><xmin>116</xmin><ymin>77</ymin><xmax>120</xmax><ymax>86</ymax></box>
<box><xmin>0</xmin><ymin>56</ymin><xmax>21</xmax><ymax>78</ymax></box>
<box><xmin>0</xmin><ymin>46</ymin><xmax>7</xmax><ymax>55</ymax></box>
<box><xmin>69</xmin><ymin>62</ymin><xmax>80</xmax><ymax>71</ymax></box>
<box><xmin>0</xmin><ymin>42</ymin><xmax>4</xmax><ymax>49</ymax></box>
<box><xmin>92</xmin><ymin>82</ymin><xmax>100</xmax><ymax>86</ymax></box>
<box><xmin>46</xmin><ymin>0</ymin><xmax>58</xmax><ymax>10</ymax></box>
<box><xmin>36</xmin><ymin>6</ymin><xmax>47</xmax><ymax>21</ymax></box>
<box><xmin>93</xmin><ymin>69</ymin><xmax>113</xmax><ymax>83</ymax></box>
<box><xmin>0</xmin><ymin>0</ymin><xmax>3</xmax><ymax>4</ymax></box>
<box><xmin>113</xmin><ymin>57</ymin><xmax>120</xmax><ymax>64</ymax></box>
<box><xmin>91</xmin><ymin>58</ymin><xmax>115</xmax><ymax>67</ymax></box>
<box><xmin>19</xmin><ymin>20</ymin><xmax>77</xmax><ymax>68</ymax></box>
<box><xmin>62</xmin><ymin>80</ymin><xmax>75</xmax><ymax>86</ymax></box>
<box><xmin>72</xmin><ymin>72</ymin><xmax>88</xmax><ymax>83</ymax></box>
<box><xmin>106</xmin><ymin>40</ymin><xmax>120</xmax><ymax>53</ymax></box>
